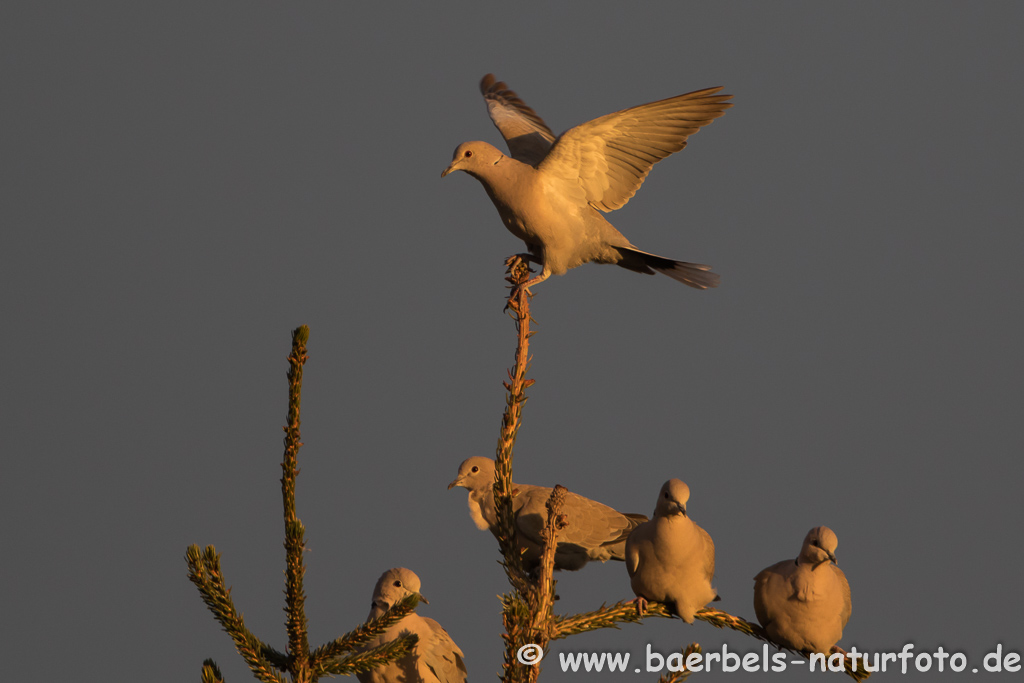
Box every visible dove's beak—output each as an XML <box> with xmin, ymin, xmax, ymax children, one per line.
<box><xmin>417</xmin><ymin>592</ymin><xmax>429</xmax><ymax>605</ymax></box>
<box><xmin>441</xmin><ymin>161</ymin><xmax>458</xmax><ymax>178</ymax></box>
<box><xmin>827</xmin><ymin>551</ymin><xmax>837</xmax><ymax>565</ymax></box>
<box><xmin>448</xmin><ymin>477</ymin><xmax>463</xmax><ymax>490</ymax></box>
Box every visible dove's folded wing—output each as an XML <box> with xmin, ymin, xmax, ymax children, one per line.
<box><xmin>420</xmin><ymin>617</ymin><xmax>468</xmax><ymax>683</ymax></box>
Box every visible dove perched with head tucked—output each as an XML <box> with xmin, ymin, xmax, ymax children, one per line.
<box><xmin>753</xmin><ymin>526</ymin><xmax>852</xmax><ymax>655</ymax></box>
<box><xmin>441</xmin><ymin>74</ymin><xmax>731</xmax><ymax>291</ymax></box>
<box><xmin>625</xmin><ymin>479</ymin><xmax>718</xmax><ymax>623</ymax></box>
<box><xmin>357</xmin><ymin>568</ymin><xmax>467</xmax><ymax>683</ymax></box>
<box><xmin>447</xmin><ymin>456</ymin><xmax>647</xmax><ymax>571</ymax></box>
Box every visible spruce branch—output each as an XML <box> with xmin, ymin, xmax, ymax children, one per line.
<box><xmin>313</xmin><ymin>633</ymin><xmax>419</xmax><ymax>678</ymax></box>
<box><xmin>551</xmin><ymin>600</ymin><xmax>868</xmax><ymax>681</ymax></box>
<box><xmin>529</xmin><ymin>485</ymin><xmax>566</xmax><ymax>634</ymax></box>
<box><xmin>281</xmin><ymin>326</ymin><xmax>310</xmax><ymax>676</ymax></box>
<box><xmin>697</xmin><ymin>607</ymin><xmax>766</xmax><ymax>640</ymax></box>
<box><xmin>514</xmin><ymin>486</ymin><xmax>568</xmax><ymax>683</ymax></box>
<box><xmin>309</xmin><ymin>594</ymin><xmax>420</xmax><ymax>665</ymax></box>
<box><xmin>186</xmin><ymin>544</ymin><xmax>288</xmax><ymax>683</ymax></box>
<box><xmin>202</xmin><ymin>659</ymin><xmax>225</xmax><ymax>683</ymax></box>
<box><xmin>656</xmin><ymin>644</ymin><xmax>702</xmax><ymax>683</ymax></box>
<box><xmin>494</xmin><ymin>255</ymin><xmax>536</xmax><ymax>594</ymax></box>
<box><xmin>694</xmin><ymin>609</ymin><xmax>867</xmax><ymax>681</ymax></box>
<box><xmin>260</xmin><ymin>645</ymin><xmax>292</xmax><ymax>672</ymax></box>
<box><xmin>494</xmin><ymin>256</ymin><xmax>544</xmax><ymax>683</ymax></box>
<box><xmin>500</xmin><ymin>591</ymin><xmax>535</xmax><ymax>682</ymax></box>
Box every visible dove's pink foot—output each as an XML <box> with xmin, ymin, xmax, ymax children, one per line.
<box><xmin>503</xmin><ymin>254</ymin><xmax>541</xmax><ymax>310</ymax></box>
<box><xmin>508</xmin><ymin>269</ymin><xmax>548</xmax><ymax>301</ymax></box>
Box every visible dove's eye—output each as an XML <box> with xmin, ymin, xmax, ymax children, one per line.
<box><xmin>464</xmin><ymin>150</ymin><xmax>473</xmax><ymax>158</ymax></box>
<box><xmin>393</xmin><ymin>580</ymin><xmax>402</xmax><ymax>587</ymax></box>
<box><xmin>471</xmin><ymin>466</ymin><xmax>479</xmax><ymax>473</ymax></box>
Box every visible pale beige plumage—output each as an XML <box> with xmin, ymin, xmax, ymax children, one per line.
<box><xmin>625</xmin><ymin>479</ymin><xmax>718</xmax><ymax>623</ymax></box>
<box><xmin>753</xmin><ymin>526</ymin><xmax>852</xmax><ymax>655</ymax></box>
<box><xmin>358</xmin><ymin>568</ymin><xmax>467</xmax><ymax>683</ymax></box>
<box><xmin>442</xmin><ymin>74</ymin><xmax>731</xmax><ymax>290</ymax></box>
<box><xmin>447</xmin><ymin>456</ymin><xmax>647</xmax><ymax>571</ymax></box>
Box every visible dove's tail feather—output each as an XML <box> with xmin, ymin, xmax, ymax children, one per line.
<box><xmin>615</xmin><ymin>246</ymin><xmax>720</xmax><ymax>289</ymax></box>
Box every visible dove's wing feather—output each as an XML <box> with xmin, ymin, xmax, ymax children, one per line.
<box><xmin>836</xmin><ymin>565</ymin><xmax>853</xmax><ymax>628</ymax></box>
<box><xmin>510</xmin><ymin>485</ymin><xmax>553</xmax><ymax>546</ymax></box>
<box><xmin>699</xmin><ymin>523</ymin><xmax>716</xmax><ymax>582</ymax></box>
<box><xmin>480</xmin><ymin>74</ymin><xmax>556</xmax><ymax>166</ymax></box>
<box><xmin>539</xmin><ymin>87</ymin><xmax>733</xmax><ymax>212</ymax></box>
<box><xmin>563</xmin><ymin>491</ymin><xmax>632</xmax><ymax>547</ymax></box>
<box><xmin>752</xmin><ymin>561</ymin><xmax>789</xmax><ymax>630</ymax></box>
<box><xmin>513</xmin><ymin>486</ymin><xmax>637</xmax><ymax>549</ymax></box>
<box><xmin>625</xmin><ymin>524</ymin><xmax>645</xmax><ymax>577</ymax></box>
<box><xmin>419</xmin><ymin>616</ymin><xmax>468</xmax><ymax>683</ymax></box>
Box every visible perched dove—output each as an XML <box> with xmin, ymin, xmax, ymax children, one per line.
<box><xmin>626</xmin><ymin>479</ymin><xmax>718</xmax><ymax>623</ymax></box>
<box><xmin>441</xmin><ymin>74</ymin><xmax>731</xmax><ymax>290</ymax></box>
<box><xmin>753</xmin><ymin>526</ymin><xmax>852</xmax><ymax>654</ymax></box>
<box><xmin>447</xmin><ymin>456</ymin><xmax>647</xmax><ymax>571</ymax></box>
<box><xmin>358</xmin><ymin>568</ymin><xmax>467</xmax><ymax>683</ymax></box>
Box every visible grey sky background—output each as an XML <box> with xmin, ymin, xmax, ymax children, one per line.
<box><xmin>3</xmin><ymin>2</ymin><xmax>1022</xmax><ymax>681</ymax></box>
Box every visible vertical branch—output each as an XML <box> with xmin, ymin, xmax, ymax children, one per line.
<box><xmin>495</xmin><ymin>257</ymin><xmax>538</xmax><ymax>683</ymax></box>
<box><xmin>282</xmin><ymin>325</ymin><xmax>311</xmax><ymax>681</ymax></box>
<box><xmin>495</xmin><ymin>256</ymin><xmax>536</xmax><ymax>589</ymax></box>
<box><xmin>531</xmin><ymin>486</ymin><xmax>566</xmax><ymax>634</ymax></box>
<box><xmin>521</xmin><ymin>486</ymin><xmax>567</xmax><ymax>683</ymax></box>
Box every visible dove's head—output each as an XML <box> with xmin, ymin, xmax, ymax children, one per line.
<box><xmin>370</xmin><ymin>567</ymin><xmax>428</xmax><ymax>616</ymax></box>
<box><xmin>654</xmin><ymin>479</ymin><xmax>691</xmax><ymax>518</ymax></box>
<box><xmin>441</xmin><ymin>141</ymin><xmax>506</xmax><ymax>179</ymax></box>
<box><xmin>448</xmin><ymin>456</ymin><xmax>496</xmax><ymax>493</ymax></box>
<box><xmin>799</xmin><ymin>526</ymin><xmax>839</xmax><ymax>566</ymax></box>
